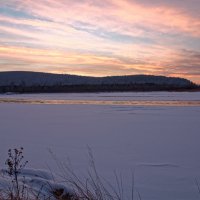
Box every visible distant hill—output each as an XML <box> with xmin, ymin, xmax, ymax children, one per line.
<box><xmin>0</xmin><ymin>71</ymin><xmax>198</xmax><ymax>93</ymax></box>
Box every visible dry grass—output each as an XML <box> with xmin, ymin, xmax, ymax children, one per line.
<box><xmin>0</xmin><ymin>148</ymin><xmax>138</xmax><ymax>200</ymax></box>
<box><xmin>50</xmin><ymin>148</ymin><xmax>137</xmax><ymax>200</ymax></box>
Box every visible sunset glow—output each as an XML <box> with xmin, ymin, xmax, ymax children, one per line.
<box><xmin>0</xmin><ymin>0</ymin><xmax>200</xmax><ymax>83</ymax></box>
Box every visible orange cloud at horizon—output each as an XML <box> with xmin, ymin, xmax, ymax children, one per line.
<box><xmin>1</xmin><ymin>45</ymin><xmax>199</xmax><ymax>83</ymax></box>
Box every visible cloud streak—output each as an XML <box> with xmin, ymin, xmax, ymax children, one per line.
<box><xmin>0</xmin><ymin>0</ymin><xmax>200</xmax><ymax>83</ymax></box>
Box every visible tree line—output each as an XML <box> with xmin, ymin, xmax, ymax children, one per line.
<box><xmin>0</xmin><ymin>83</ymin><xmax>199</xmax><ymax>93</ymax></box>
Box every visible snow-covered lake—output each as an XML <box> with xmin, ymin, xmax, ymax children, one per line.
<box><xmin>0</xmin><ymin>92</ymin><xmax>200</xmax><ymax>200</ymax></box>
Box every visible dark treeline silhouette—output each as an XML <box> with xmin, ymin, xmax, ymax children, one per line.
<box><xmin>0</xmin><ymin>71</ymin><xmax>199</xmax><ymax>93</ymax></box>
<box><xmin>0</xmin><ymin>83</ymin><xmax>199</xmax><ymax>93</ymax></box>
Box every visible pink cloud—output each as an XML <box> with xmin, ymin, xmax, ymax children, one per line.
<box><xmin>10</xmin><ymin>0</ymin><xmax>199</xmax><ymax>38</ymax></box>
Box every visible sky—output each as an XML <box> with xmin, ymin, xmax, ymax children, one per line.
<box><xmin>0</xmin><ymin>0</ymin><xmax>200</xmax><ymax>83</ymax></box>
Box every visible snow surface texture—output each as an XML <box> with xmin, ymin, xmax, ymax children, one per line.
<box><xmin>0</xmin><ymin>92</ymin><xmax>200</xmax><ymax>200</ymax></box>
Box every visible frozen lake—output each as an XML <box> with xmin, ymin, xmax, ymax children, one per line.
<box><xmin>0</xmin><ymin>92</ymin><xmax>200</xmax><ymax>200</ymax></box>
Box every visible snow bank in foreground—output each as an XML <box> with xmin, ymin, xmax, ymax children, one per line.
<box><xmin>0</xmin><ymin>168</ymin><xmax>73</xmax><ymax>199</ymax></box>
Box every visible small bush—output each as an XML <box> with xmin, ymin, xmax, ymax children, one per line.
<box><xmin>4</xmin><ymin>147</ymin><xmax>28</xmax><ymax>200</ymax></box>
